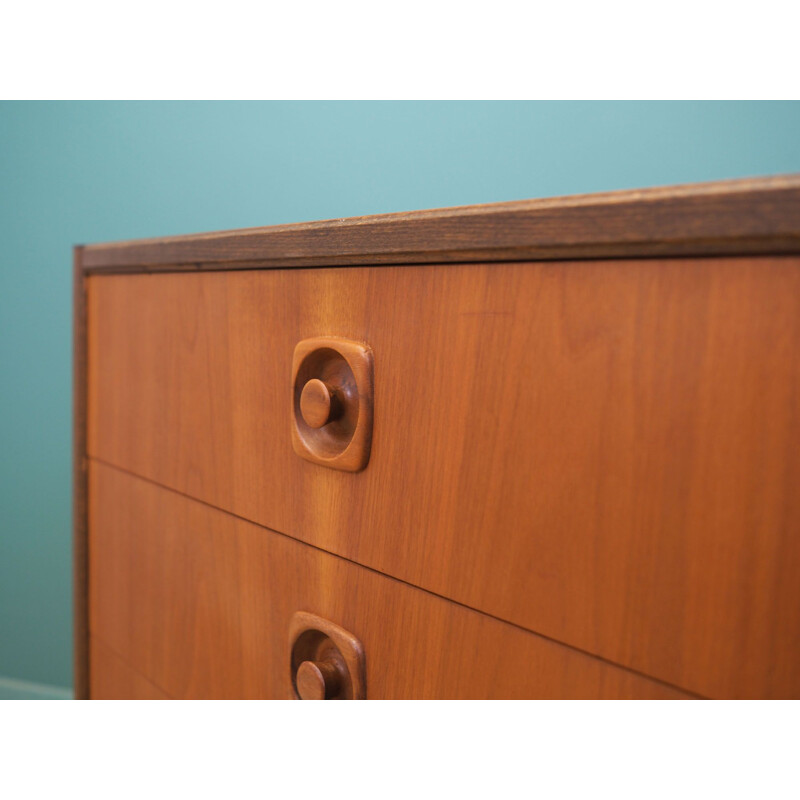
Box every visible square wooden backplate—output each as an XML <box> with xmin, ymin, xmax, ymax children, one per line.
<box><xmin>288</xmin><ymin>611</ymin><xmax>366</xmax><ymax>700</ymax></box>
<box><xmin>290</xmin><ymin>336</ymin><xmax>374</xmax><ymax>472</ymax></box>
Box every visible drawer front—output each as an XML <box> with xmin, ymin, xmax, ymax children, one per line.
<box><xmin>90</xmin><ymin>637</ymin><xmax>169</xmax><ymax>700</ymax></box>
<box><xmin>86</xmin><ymin>257</ymin><xmax>800</xmax><ymax>698</ymax></box>
<box><xmin>88</xmin><ymin>461</ymin><xmax>690</xmax><ymax>699</ymax></box>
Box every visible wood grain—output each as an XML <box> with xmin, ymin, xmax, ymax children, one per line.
<box><xmin>80</xmin><ymin>175</ymin><xmax>800</xmax><ymax>272</ymax></box>
<box><xmin>90</xmin><ymin>636</ymin><xmax>169</xmax><ymax>700</ymax></box>
<box><xmin>86</xmin><ymin>256</ymin><xmax>800</xmax><ymax>699</ymax></box>
<box><xmin>72</xmin><ymin>246</ymin><xmax>89</xmax><ymax>700</ymax></box>
<box><xmin>88</xmin><ymin>461</ymin><xmax>691</xmax><ymax>699</ymax></box>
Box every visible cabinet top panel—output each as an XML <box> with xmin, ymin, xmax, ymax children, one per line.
<box><xmin>79</xmin><ymin>175</ymin><xmax>800</xmax><ymax>273</ymax></box>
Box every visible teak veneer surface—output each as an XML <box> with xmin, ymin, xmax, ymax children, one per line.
<box><xmin>88</xmin><ymin>462</ymin><xmax>690</xmax><ymax>699</ymax></box>
<box><xmin>90</xmin><ymin>636</ymin><xmax>169</xmax><ymax>700</ymax></box>
<box><xmin>86</xmin><ymin>256</ymin><xmax>800</xmax><ymax>699</ymax></box>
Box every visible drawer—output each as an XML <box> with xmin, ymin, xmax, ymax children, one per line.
<box><xmin>86</xmin><ymin>257</ymin><xmax>800</xmax><ymax>699</ymax></box>
<box><xmin>90</xmin><ymin>637</ymin><xmax>169</xmax><ymax>700</ymax></box>
<box><xmin>88</xmin><ymin>460</ymin><xmax>690</xmax><ymax>699</ymax></box>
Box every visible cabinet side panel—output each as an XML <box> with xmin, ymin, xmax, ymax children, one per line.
<box><xmin>73</xmin><ymin>247</ymin><xmax>88</xmax><ymax>700</ymax></box>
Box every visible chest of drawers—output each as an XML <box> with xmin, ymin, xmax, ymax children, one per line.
<box><xmin>74</xmin><ymin>176</ymin><xmax>800</xmax><ymax>699</ymax></box>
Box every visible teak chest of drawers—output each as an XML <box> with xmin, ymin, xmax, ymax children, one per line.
<box><xmin>74</xmin><ymin>176</ymin><xmax>800</xmax><ymax>699</ymax></box>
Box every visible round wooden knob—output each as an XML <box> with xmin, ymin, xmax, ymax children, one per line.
<box><xmin>299</xmin><ymin>379</ymin><xmax>340</xmax><ymax>429</ymax></box>
<box><xmin>296</xmin><ymin>659</ymin><xmax>343</xmax><ymax>700</ymax></box>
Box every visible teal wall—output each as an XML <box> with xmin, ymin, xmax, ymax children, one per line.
<box><xmin>1</xmin><ymin>101</ymin><xmax>799</xmax><ymax>693</ymax></box>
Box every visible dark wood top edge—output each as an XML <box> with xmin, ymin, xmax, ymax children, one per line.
<box><xmin>81</xmin><ymin>174</ymin><xmax>800</xmax><ymax>271</ymax></box>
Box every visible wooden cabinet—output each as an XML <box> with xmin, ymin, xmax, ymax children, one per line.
<box><xmin>75</xmin><ymin>176</ymin><xmax>800</xmax><ymax>699</ymax></box>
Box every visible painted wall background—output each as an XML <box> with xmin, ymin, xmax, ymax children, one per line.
<box><xmin>1</xmin><ymin>101</ymin><xmax>799</xmax><ymax>695</ymax></box>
